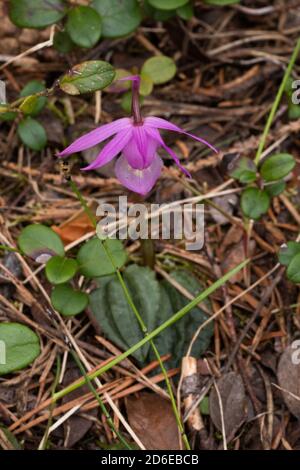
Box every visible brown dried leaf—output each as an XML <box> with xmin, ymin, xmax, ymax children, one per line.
<box><xmin>52</xmin><ymin>211</ymin><xmax>94</xmax><ymax>245</ymax></box>
<box><xmin>126</xmin><ymin>392</ymin><xmax>180</xmax><ymax>450</ymax></box>
<box><xmin>209</xmin><ymin>372</ymin><xmax>248</xmax><ymax>441</ymax></box>
<box><xmin>277</xmin><ymin>344</ymin><xmax>300</xmax><ymax>419</ymax></box>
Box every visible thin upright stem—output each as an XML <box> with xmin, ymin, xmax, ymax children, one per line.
<box><xmin>254</xmin><ymin>38</ymin><xmax>300</xmax><ymax>165</ymax></box>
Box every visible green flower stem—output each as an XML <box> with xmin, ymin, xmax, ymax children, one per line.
<box><xmin>53</xmin><ymin>258</ymin><xmax>248</xmax><ymax>399</ymax></box>
<box><xmin>69</xmin><ymin>178</ymin><xmax>190</xmax><ymax>449</ymax></box>
<box><xmin>70</xmin><ymin>350</ymin><xmax>132</xmax><ymax>450</ymax></box>
<box><xmin>254</xmin><ymin>38</ymin><xmax>300</xmax><ymax>166</ymax></box>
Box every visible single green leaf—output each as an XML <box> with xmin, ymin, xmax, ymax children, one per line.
<box><xmin>141</xmin><ymin>56</ymin><xmax>177</xmax><ymax>85</ymax></box>
<box><xmin>59</xmin><ymin>60</ymin><xmax>115</xmax><ymax>95</ymax></box>
<box><xmin>176</xmin><ymin>2</ymin><xmax>194</xmax><ymax>19</ymax></box>
<box><xmin>66</xmin><ymin>6</ymin><xmax>102</xmax><ymax>49</ymax></box>
<box><xmin>45</xmin><ymin>256</ymin><xmax>78</xmax><ymax>285</ymax></box>
<box><xmin>265</xmin><ymin>181</ymin><xmax>286</xmax><ymax>197</ymax></box>
<box><xmin>0</xmin><ymin>105</ymin><xmax>17</xmax><ymax>121</ymax></box>
<box><xmin>278</xmin><ymin>241</ymin><xmax>300</xmax><ymax>266</ymax></box>
<box><xmin>241</xmin><ymin>187</ymin><xmax>270</xmax><ymax>220</ymax></box>
<box><xmin>140</xmin><ymin>72</ymin><xmax>154</xmax><ymax>96</ymax></box>
<box><xmin>229</xmin><ymin>157</ymin><xmax>257</xmax><ymax>183</ymax></box>
<box><xmin>287</xmin><ymin>252</ymin><xmax>300</xmax><ymax>283</ymax></box>
<box><xmin>0</xmin><ymin>323</ymin><xmax>40</xmax><ymax>375</ymax></box>
<box><xmin>89</xmin><ymin>265</ymin><xmax>160</xmax><ymax>362</ymax></box>
<box><xmin>18</xmin><ymin>224</ymin><xmax>65</xmax><ymax>261</ymax></box>
<box><xmin>9</xmin><ymin>0</ymin><xmax>67</xmax><ymax>29</ymax></box>
<box><xmin>51</xmin><ymin>284</ymin><xmax>89</xmax><ymax>316</ymax></box>
<box><xmin>17</xmin><ymin>117</ymin><xmax>47</xmax><ymax>150</ymax></box>
<box><xmin>92</xmin><ymin>0</ymin><xmax>141</xmax><ymax>38</ymax></box>
<box><xmin>148</xmin><ymin>0</ymin><xmax>189</xmax><ymax>10</ymax></box>
<box><xmin>260</xmin><ymin>153</ymin><xmax>295</xmax><ymax>182</ymax></box>
<box><xmin>77</xmin><ymin>238</ymin><xmax>127</xmax><ymax>278</ymax></box>
<box><xmin>19</xmin><ymin>80</ymin><xmax>47</xmax><ymax>116</ymax></box>
<box><xmin>288</xmin><ymin>103</ymin><xmax>300</xmax><ymax>120</ymax></box>
<box><xmin>53</xmin><ymin>30</ymin><xmax>75</xmax><ymax>53</ymax></box>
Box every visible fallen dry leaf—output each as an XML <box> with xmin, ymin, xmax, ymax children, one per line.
<box><xmin>52</xmin><ymin>210</ymin><xmax>95</xmax><ymax>245</ymax></box>
<box><xmin>209</xmin><ymin>372</ymin><xmax>248</xmax><ymax>442</ymax></box>
<box><xmin>277</xmin><ymin>344</ymin><xmax>300</xmax><ymax>419</ymax></box>
<box><xmin>126</xmin><ymin>392</ymin><xmax>180</xmax><ymax>450</ymax></box>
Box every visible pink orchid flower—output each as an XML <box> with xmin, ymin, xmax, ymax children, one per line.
<box><xmin>58</xmin><ymin>75</ymin><xmax>217</xmax><ymax>195</ymax></box>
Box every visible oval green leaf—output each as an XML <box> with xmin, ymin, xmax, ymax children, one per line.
<box><xmin>260</xmin><ymin>153</ymin><xmax>295</xmax><ymax>182</ymax></box>
<box><xmin>51</xmin><ymin>284</ymin><xmax>89</xmax><ymax>316</ymax></box>
<box><xmin>279</xmin><ymin>242</ymin><xmax>300</xmax><ymax>267</ymax></box>
<box><xmin>148</xmin><ymin>0</ymin><xmax>189</xmax><ymax>10</ymax></box>
<box><xmin>92</xmin><ymin>0</ymin><xmax>141</xmax><ymax>38</ymax></box>
<box><xmin>59</xmin><ymin>60</ymin><xmax>115</xmax><ymax>95</ymax></box>
<box><xmin>66</xmin><ymin>6</ymin><xmax>102</xmax><ymax>49</ymax></box>
<box><xmin>18</xmin><ymin>224</ymin><xmax>65</xmax><ymax>261</ymax></box>
<box><xmin>45</xmin><ymin>256</ymin><xmax>78</xmax><ymax>285</ymax></box>
<box><xmin>53</xmin><ymin>31</ymin><xmax>75</xmax><ymax>53</ymax></box>
<box><xmin>19</xmin><ymin>80</ymin><xmax>47</xmax><ymax>116</ymax></box>
<box><xmin>77</xmin><ymin>238</ymin><xmax>127</xmax><ymax>278</ymax></box>
<box><xmin>141</xmin><ymin>56</ymin><xmax>176</xmax><ymax>85</ymax></box>
<box><xmin>9</xmin><ymin>0</ymin><xmax>67</xmax><ymax>29</ymax></box>
<box><xmin>287</xmin><ymin>252</ymin><xmax>300</xmax><ymax>283</ymax></box>
<box><xmin>17</xmin><ymin>117</ymin><xmax>47</xmax><ymax>151</ymax></box>
<box><xmin>241</xmin><ymin>187</ymin><xmax>270</xmax><ymax>220</ymax></box>
<box><xmin>0</xmin><ymin>323</ymin><xmax>40</xmax><ymax>375</ymax></box>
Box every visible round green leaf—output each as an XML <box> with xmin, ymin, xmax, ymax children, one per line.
<box><xmin>176</xmin><ymin>2</ymin><xmax>194</xmax><ymax>19</ymax></box>
<box><xmin>287</xmin><ymin>252</ymin><xmax>300</xmax><ymax>283</ymax></box>
<box><xmin>45</xmin><ymin>256</ymin><xmax>78</xmax><ymax>285</ymax></box>
<box><xmin>0</xmin><ymin>323</ymin><xmax>40</xmax><ymax>375</ymax></box>
<box><xmin>53</xmin><ymin>31</ymin><xmax>75</xmax><ymax>53</ymax></box>
<box><xmin>0</xmin><ymin>105</ymin><xmax>17</xmax><ymax>121</ymax></box>
<box><xmin>260</xmin><ymin>153</ymin><xmax>295</xmax><ymax>182</ymax></box>
<box><xmin>92</xmin><ymin>0</ymin><xmax>141</xmax><ymax>38</ymax></box>
<box><xmin>19</xmin><ymin>80</ymin><xmax>47</xmax><ymax>116</ymax></box>
<box><xmin>59</xmin><ymin>60</ymin><xmax>115</xmax><ymax>95</ymax></box>
<box><xmin>77</xmin><ymin>238</ymin><xmax>127</xmax><ymax>278</ymax></box>
<box><xmin>18</xmin><ymin>224</ymin><xmax>65</xmax><ymax>261</ymax></box>
<box><xmin>229</xmin><ymin>157</ymin><xmax>257</xmax><ymax>183</ymax></box>
<box><xmin>265</xmin><ymin>181</ymin><xmax>286</xmax><ymax>197</ymax></box>
<box><xmin>148</xmin><ymin>0</ymin><xmax>189</xmax><ymax>10</ymax></box>
<box><xmin>278</xmin><ymin>241</ymin><xmax>300</xmax><ymax>267</ymax></box>
<box><xmin>141</xmin><ymin>56</ymin><xmax>176</xmax><ymax>85</ymax></box>
<box><xmin>241</xmin><ymin>187</ymin><xmax>270</xmax><ymax>220</ymax></box>
<box><xmin>140</xmin><ymin>72</ymin><xmax>154</xmax><ymax>96</ymax></box>
<box><xmin>51</xmin><ymin>284</ymin><xmax>88</xmax><ymax>316</ymax></box>
<box><xmin>17</xmin><ymin>117</ymin><xmax>47</xmax><ymax>151</ymax></box>
<box><xmin>9</xmin><ymin>0</ymin><xmax>67</xmax><ymax>29</ymax></box>
<box><xmin>66</xmin><ymin>6</ymin><xmax>102</xmax><ymax>49</ymax></box>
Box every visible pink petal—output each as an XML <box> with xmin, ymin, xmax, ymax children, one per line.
<box><xmin>145</xmin><ymin>116</ymin><xmax>218</xmax><ymax>154</ymax></box>
<box><xmin>58</xmin><ymin>118</ymin><xmax>132</xmax><ymax>156</ymax></box>
<box><xmin>81</xmin><ymin>129</ymin><xmax>132</xmax><ymax>171</ymax></box>
<box><xmin>146</xmin><ymin>127</ymin><xmax>191</xmax><ymax>177</ymax></box>
<box><xmin>115</xmin><ymin>153</ymin><xmax>163</xmax><ymax>195</ymax></box>
<box><xmin>123</xmin><ymin>126</ymin><xmax>158</xmax><ymax>170</ymax></box>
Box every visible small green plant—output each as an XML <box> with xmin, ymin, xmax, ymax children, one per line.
<box><xmin>230</xmin><ymin>153</ymin><xmax>295</xmax><ymax>220</ymax></box>
<box><xmin>17</xmin><ymin>224</ymin><xmax>127</xmax><ymax>317</ymax></box>
<box><xmin>0</xmin><ymin>61</ymin><xmax>115</xmax><ymax>150</ymax></box>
